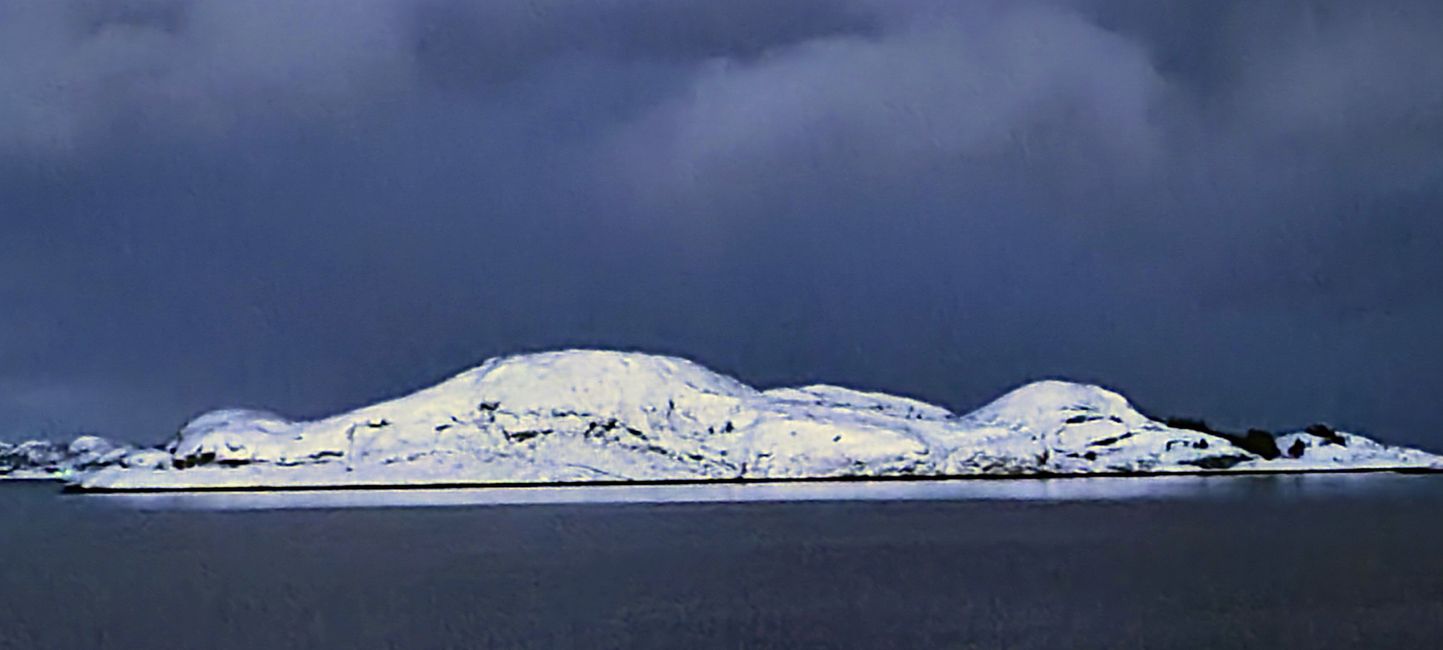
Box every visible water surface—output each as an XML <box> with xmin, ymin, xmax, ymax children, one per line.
<box><xmin>3</xmin><ymin>475</ymin><xmax>1441</xmax><ymax>649</ymax></box>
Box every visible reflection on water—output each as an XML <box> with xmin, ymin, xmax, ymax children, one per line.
<box><xmin>5</xmin><ymin>474</ymin><xmax>1441</xmax><ymax>649</ymax></box>
<box><xmin>88</xmin><ymin>472</ymin><xmax>1443</xmax><ymax>511</ymax></box>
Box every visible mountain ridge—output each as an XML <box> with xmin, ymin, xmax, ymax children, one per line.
<box><xmin>3</xmin><ymin>349</ymin><xmax>1437</xmax><ymax>490</ymax></box>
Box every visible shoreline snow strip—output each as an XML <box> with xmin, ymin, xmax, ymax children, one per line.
<box><xmin>60</xmin><ymin>465</ymin><xmax>1443</xmax><ymax>494</ymax></box>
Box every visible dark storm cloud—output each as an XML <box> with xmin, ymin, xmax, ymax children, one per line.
<box><xmin>0</xmin><ymin>0</ymin><xmax>874</xmax><ymax>156</ymax></box>
<box><xmin>409</xmin><ymin>0</ymin><xmax>879</xmax><ymax>88</ymax></box>
<box><xmin>0</xmin><ymin>0</ymin><xmax>414</xmax><ymax>156</ymax></box>
<box><xmin>602</xmin><ymin>0</ymin><xmax>1443</xmax><ymax>318</ymax></box>
<box><xmin>604</xmin><ymin>0</ymin><xmax>1441</xmax><ymax>209</ymax></box>
<box><xmin>1</xmin><ymin>1</ymin><xmax>1440</xmax><ymax>448</ymax></box>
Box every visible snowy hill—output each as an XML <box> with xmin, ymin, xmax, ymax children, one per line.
<box><xmin>43</xmin><ymin>349</ymin><xmax>1443</xmax><ymax>491</ymax></box>
<box><xmin>1</xmin><ymin>436</ymin><xmax>135</xmax><ymax>480</ymax></box>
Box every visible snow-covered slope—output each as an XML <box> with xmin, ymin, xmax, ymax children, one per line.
<box><xmin>1</xmin><ymin>436</ymin><xmax>137</xmax><ymax>480</ymax></box>
<box><xmin>69</xmin><ymin>349</ymin><xmax>1443</xmax><ymax>490</ymax></box>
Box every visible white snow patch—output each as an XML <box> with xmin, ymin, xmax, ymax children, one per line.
<box><xmin>62</xmin><ymin>350</ymin><xmax>1443</xmax><ymax>491</ymax></box>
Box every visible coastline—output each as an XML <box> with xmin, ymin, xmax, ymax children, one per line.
<box><xmin>56</xmin><ymin>463</ymin><xmax>1443</xmax><ymax>494</ymax></box>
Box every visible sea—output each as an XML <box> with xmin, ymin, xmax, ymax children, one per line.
<box><xmin>2</xmin><ymin>474</ymin><xmax>1441</xmax><ymax>649</ymax></box>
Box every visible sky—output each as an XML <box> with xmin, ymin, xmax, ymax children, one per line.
<box><xmin>1</xmin><ymin>0</ymin><xmax>1440</xmax><ymax>448</ymax></box>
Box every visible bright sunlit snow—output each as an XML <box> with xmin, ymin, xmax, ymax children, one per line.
<box><xmin>4</xmin><ymin>350</ymin><xmax>1434</xmax><ymax>490</ymax></box>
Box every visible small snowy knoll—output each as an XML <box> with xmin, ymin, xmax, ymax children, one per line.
<box><xmin>2</xmin><ymin>436</ymin><xmax>136</xmax><ymax>479</ymax></box>
<box><xmin>67</xmin><ymin>350</ymin><xmax>1442</xmax><ymax>490</ymax></box>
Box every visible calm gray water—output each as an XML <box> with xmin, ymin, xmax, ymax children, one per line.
<box><xmin>3</xmin><ymin>475</ymin><xmax>1442</xmax><ymax>649</ymax></box>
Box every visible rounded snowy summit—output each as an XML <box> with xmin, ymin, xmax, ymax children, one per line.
<box><xmin>179</xmin><ymin>409</ymin><xmax>294</xmax><ymax>438</ymax></box>
<box><xmin>967</xmin><ymin>380</ymin><xmax>1144</xmax><ymax>430</ymax></box>
<box><xmin>451</xmin><ymin>349</ymin><xmax>759</xmax><ymax>413</ymax></box>
<box><xmin>168</xmin><ymin>408</ymin><xmax>298</xmax><ymax>463</ymax></box>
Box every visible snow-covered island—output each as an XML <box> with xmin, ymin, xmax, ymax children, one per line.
<box><xmin>5</xmin><ymin>349</ymin><xmax>1439</xmax><ymax>492</ymax></box>
<box><xmin>1</xmin><ymin>436</ymin><xmax>135</xmax><ymax>480</ymax></box>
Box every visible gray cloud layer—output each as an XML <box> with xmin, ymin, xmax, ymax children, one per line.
<box><xmin>2</xmin><ymin>0</ymin><xmax>1440</xmax><ymax>447</ymax></box>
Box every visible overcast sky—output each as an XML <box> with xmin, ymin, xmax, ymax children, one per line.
<box><xmin>2</xmin><ymin>0</ymin><xmax>1440</xmax><ymax>448</ymax></box>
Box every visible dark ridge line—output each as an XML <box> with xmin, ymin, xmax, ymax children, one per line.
<box><xmin>57</xmin><ymin>465</ymin><xmax>1443</xmax><ymax>494</ymax></box>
